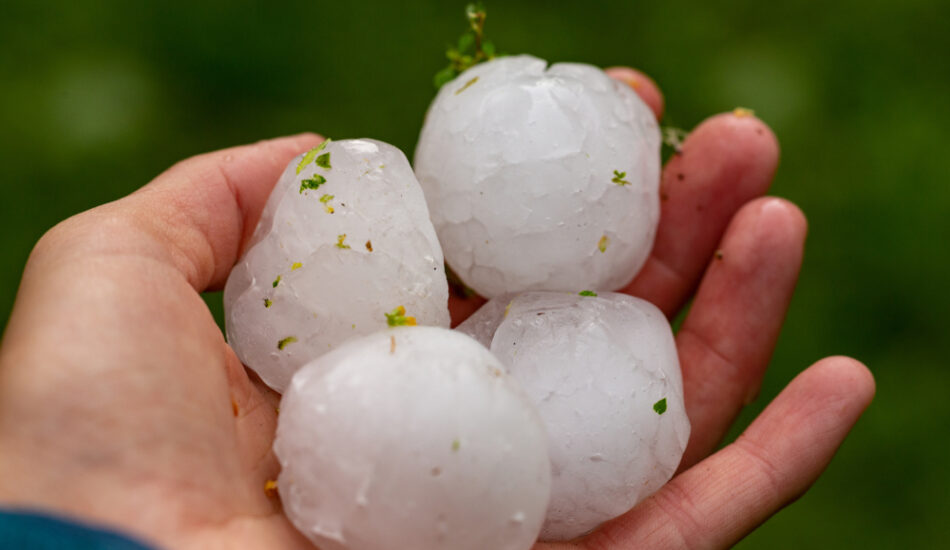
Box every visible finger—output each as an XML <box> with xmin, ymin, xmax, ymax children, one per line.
<box><xmin>24</xmin><ymin>133</ymin><xmax>326</xmax><ymax>294</ymax></box>
<box><xmin>583</xmin><ymin>356</ymin><xmax>875</xmax><ymax>550</ymax></box>
<box><xmin>143</xmin><ymin>133</ymin><xmax>326</xmax><ymax>291</ymax></box>
<box><xmin>622</xmin><ymin>111</ymin><xmax>780</xmax><ymax>317</ymax></box>
<box><xmin>448</xmin><ymin>67</ymin><xmax>665</xmax><ymax>326</ymax></box>
<box><xmin>0</xmin><ymin>135</ymin><xmax>323</xmax><ymax>545</ymax></box>
<box><xmin>605</xmin><ymin>66</ymin><xmax>665</xmax><ymax>120</ymax></box>
<box><xmin>676</xmin><ymin>197</ymin><xmax>807</xmax><ymax>469</ymax></box>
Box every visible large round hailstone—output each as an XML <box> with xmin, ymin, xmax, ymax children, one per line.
<box><xmin>456</xmin><ymin>291</ymin><xmax>690</xmax><ymax>540</ymax></box>
<box><xmin>274</xmin><ymin>326</ymin><xmax>552</xmax><ymax>550</ymax></box>
<box><xmin>224</xmin><ymin>139</ymin><xmax>450</xmax><ymax>392</ymax></box>
<box><xmin>414</xmin><ymin>55</ymin><xmax>661</xmax><ymax>298</ymax></box>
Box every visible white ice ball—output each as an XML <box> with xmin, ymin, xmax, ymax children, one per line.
<box><xmin>415</xmin><ymin>55</ymin><xmax>661</xmax><ymax>298</ymax></box>
<box><xmin>274</xmin><ymin>327</ymin><xmax>552</xmax><ymax>550</ymax></box>
<box><xmin>457</xmin><ymin>291</ymin><xmax>690</xmax><ymax>540</ymax></box>
<box><xmin>224</xmin><ymin>139</ymin><xmax>450</xmax><ymax>392</ymax></box>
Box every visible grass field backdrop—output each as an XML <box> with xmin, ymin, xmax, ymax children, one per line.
<box><xmin>2</xmin><ymin>1</ymin><xmax>948</xmax><ymax>546</ymax></box>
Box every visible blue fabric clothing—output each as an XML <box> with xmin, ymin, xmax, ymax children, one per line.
<box><xmin>0</xmin><ymin>509</ymin><xmax>155</xmax><ymax>550</ymax></box>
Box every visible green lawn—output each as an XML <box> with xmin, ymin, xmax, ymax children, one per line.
<box><xmin>2</xmin><ymin>0</ymin><xmax>948</xmax><ymax>546</ymax></box>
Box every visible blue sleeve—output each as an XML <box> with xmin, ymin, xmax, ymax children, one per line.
<box><xmin>0</xmin><ymin>509</ymin><xmax>156</xmax><ymax>550</ymax></box>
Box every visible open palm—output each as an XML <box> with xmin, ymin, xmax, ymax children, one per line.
<box><xmin>0</xmin><ymin>68</ymin><xmax>873</xmax><ymax>550</ymax></box>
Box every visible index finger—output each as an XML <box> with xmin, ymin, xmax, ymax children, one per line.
<box><xmin>448</xmin><ymin>66</ymin><xmax>667</xmax><ymax>326</ymax></box>
<box><xmin>449</xmin><ymin>71</ymin><xmax>780</xmax><ymax>324</ymax></box>
<box><xmin>605</xmin><ymin>66</ymin><xmax>665</xmax><ymax>120</ymax></box>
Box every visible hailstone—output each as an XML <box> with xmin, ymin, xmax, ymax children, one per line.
<box><xmin>274</xmin><ymin>326</ymin><xmax>552</xmax><ymax>550</ymax></box>
<box><xmin>456</xmin><ymin>291</ymin><xmax>690</xmax><ymax>540</ymax></box>
<box><xmin>414</xmin><ymin>55</ymin><xmax>661</xmax><ymax>298</ymax></box>
<box><xmin>224</xmin><ymin>139</ymin><xmax>449</xmax><ymax>392</ymax></box>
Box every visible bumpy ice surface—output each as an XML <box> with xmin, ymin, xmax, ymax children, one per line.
<box><xmin>224</xmin><ymin>139</ymin><xmax>449</xmax><ymax>392</ymax></box>
<box><xmin>274</xmin><ymin>327</ymin><xmax>552</xmax><ymax>550</ymax></box>
<box><xmin>415</xmin><ymin>55</ymin><xmax>661</xmax><ymax>298</ymax></box>
<box><xmin>457</xmin><ymin>291</ymin><xmax>690</xmax><ymax>540</ymax></box>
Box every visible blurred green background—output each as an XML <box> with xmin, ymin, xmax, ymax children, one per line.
<box><xmin>1</xmin><ymin>0</ymin><xmax>948</xmax><ymax>547</ymax></box>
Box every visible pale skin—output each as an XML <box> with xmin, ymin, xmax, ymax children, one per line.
<box><xmin>0</xmin><ymin>68</ymin><xmax>874</xmax><ymax>550</ymax></box>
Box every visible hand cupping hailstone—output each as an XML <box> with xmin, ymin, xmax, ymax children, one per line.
<box><xmin>275</xmin><ymin>327</ymin><xmax>552</xmax><ymax>550</ymax></box>
<box><xmin>414</xmin><ymin>55</ymin><xmax>662</xmax><ymax>298</ymax></box>
<box><xmin>224</xmin><ymin>139</ymin><xmax>450</xmax><ymax>392</ymax></box>
<box><xmin>457</xmin><ymin>291</ymin><xmax>691</xmax><ymax>541</ymax></box>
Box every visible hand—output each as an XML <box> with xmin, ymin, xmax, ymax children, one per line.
<box><xmin>544</xmin><ymin>68</ymin><xmax>875</xmax><ymax>549</ymax></box>
<box><xmin>453</xmin><ymin>68</ymin><xmax>875</xmax><ymax>549</ymax></box>
<box><xmin>0</xmin><ymin>68</ymin><xmax>873</xmax><ymax>550</ymax></box>
<box><xmin>0</xmin><ymin>134</ymin><xmax>321</xmax><ymax>549</ymax></box>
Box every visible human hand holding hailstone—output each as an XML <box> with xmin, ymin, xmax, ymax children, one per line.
<box><xmin>0</xmin><ymin>62</ymin><xmax>874</xmax><ymax>550</ymax></box>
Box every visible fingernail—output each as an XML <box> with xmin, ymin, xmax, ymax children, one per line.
<box><xmin>619</xmin><ymin>74</ymin><xmax>641</xmax><ymax>90</ymax></box>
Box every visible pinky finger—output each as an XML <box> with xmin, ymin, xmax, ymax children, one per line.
<box><xmin>582</xmin><ymin>356</ymin><xmax>875</xmax><ymax>550</ymax></box>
